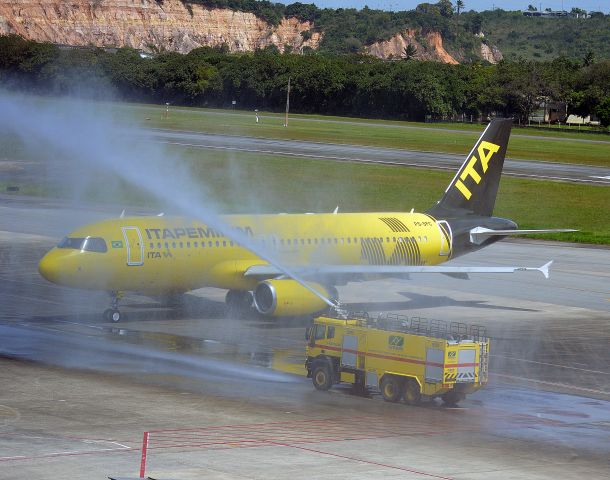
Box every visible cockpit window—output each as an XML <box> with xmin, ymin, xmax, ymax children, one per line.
<box><xmin>58</xmin><ymin>236</ymin><xmax>107</xmax><ymax>253</ymax></box>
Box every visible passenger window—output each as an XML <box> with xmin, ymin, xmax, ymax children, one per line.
<box><xmin>216</xmin><ymin>241</ymin><xmax>220</xmax><ymax>247</ymax></box>
<box><xmin>223</xmin><ymin>241</ymin><xmax>226</xmax><ymax>247</ymax></box>
<box><xmin>315</xmin><ymin>325</ymin><xmax>326</xmax><ymax>340</ymax></box>
<box><xmin>172</xmin><ymin>242</ymin><xmax>176</xmax><ymax>248</ymax></box>
<box><xmin>327</xmin><ymin>326</ymin><xmax>335</xmax><ymax>339</ymax></box>
<box><xmin>186</xmin><ymin>242</ymin><xmax>190</xmax><ymax>248</ymax></box>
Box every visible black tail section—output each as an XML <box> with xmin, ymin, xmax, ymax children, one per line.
<box><xmin>429</xmin><ymin>118</ymin><xmax>513</xmax><ymax>217</ymax></box>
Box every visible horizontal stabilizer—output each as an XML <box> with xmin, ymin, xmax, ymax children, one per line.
<box><xmin>245</xmin><ymin>262</ymin><xmax>553</xmax><ymax>279</ymax></box>
<box><xmin>469</xmin><ymin>227</ymin><xmax>578</xmax><ymax>245</ymax></box>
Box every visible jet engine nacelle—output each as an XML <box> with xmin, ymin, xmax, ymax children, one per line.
<box><xmin>253</xmin><ymin>279</ymin><xmax>331</xmax><ymax>317</ymax></box>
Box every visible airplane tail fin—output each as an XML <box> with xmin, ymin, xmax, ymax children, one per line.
<box><xmin>428</xmin><ymin>118</ymin><xmax>513</xmax><ymax>217</ymax></box>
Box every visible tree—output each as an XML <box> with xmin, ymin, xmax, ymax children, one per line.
<box><xmin>343</xmin><ymin>37</ymin><xmax>362</xmax><ymax>54</ymax></box>
<box><xmin>468</xmin><ymin>13</ymin><xmax>482</xmax><ymax>34</ymax></box>
<box><xmin>495</xmin><ymin>59</ymin><xmax>544</xmax><ymax>123</ymax></box>
<box><xmin>456</xmin><ymin>0</ymin><xmax>464</xmax><ymax>15</ymax></box>
<box><xmin>402</xmin><ymin>44</ymin><xmax>418</xmax><ymax>60</ymax></box>
<box><xmin>527</xmin><ymin>5</ymin><xmax>537</xmax><ymax>11</ymax></box>
<box><xmin>594</xmin><ymin>96</ymin><xmax>610</xmax><ymax>127</ymax></box>
<box><xmin>437</xmin><ymin>0</ymin><xmax>454</xmax><ymax>18</ymax></box>
<box><xmin>583</xmin><ymin>50</ymin><xmax>595</xmax><ymax>67</ymax></box>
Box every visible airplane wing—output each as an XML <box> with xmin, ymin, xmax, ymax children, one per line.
<box><xmin>244</xmin><ymin>261</ymin><xmax>553</xmax><ymax>280</ymax></box>
<box><xmin>469</xmin><ymin>227</ymin><xmax>577</xmax><ymax>245</ymax></box>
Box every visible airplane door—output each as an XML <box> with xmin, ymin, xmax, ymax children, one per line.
<box><xmin>437</xmin><ymin>220</ymin><xmax>452</xmax><ymax>257</ymax></box>
<box><xmin>122</xmin><ymin>227</ymin><xmax>144</xmax><ymax>266</ymax></box>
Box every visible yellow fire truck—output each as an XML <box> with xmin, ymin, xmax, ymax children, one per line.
<box><xmin>305</xmin><ymin>312</ymin><xmax>489</xmax><ymax>405</ymax></box>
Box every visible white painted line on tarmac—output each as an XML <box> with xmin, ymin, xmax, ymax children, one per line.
<box><xmin>493</xmin><ymin>373</ymin><xmax>610</xmax><ymax>396</ymax></box>
<box><xmin>491</xmin><ymin>354</ymin><xmax>610</xmax><ymax>375</ymax></box>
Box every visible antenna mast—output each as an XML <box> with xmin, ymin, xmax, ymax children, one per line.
<box><xmin>284</xmin><ymin>76</ymin><xmax>291</xmax><ymax>127</ymax></box>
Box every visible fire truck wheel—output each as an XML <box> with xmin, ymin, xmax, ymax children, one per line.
<box><xmin>403</xmin><ymin>379</ymin><xmax>421</xmax><ymax>406</ymax></box>
<box><xmin>442</xmin><ymin>390</ymin><xmax>465</xmax><ymax>406</ymax></box>
<box><xmin>312</xmin><ymin>363</ymin><xmax>333</xmax><ymax>391</ymax></box>
<box><xmin>380</xmin><ymin>376</ymin><xmax>402</xmax><ymax>402</ymax></box>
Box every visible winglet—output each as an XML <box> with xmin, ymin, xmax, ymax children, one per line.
<box><xmin>539</xmin><ymin>260</ymin><xmax>553</xmax><ymax>279</ymax></box>
<box><xmin>120</xmin><ymin>209</ymin><xmax>125</xmax><ymax>218</ymax></box>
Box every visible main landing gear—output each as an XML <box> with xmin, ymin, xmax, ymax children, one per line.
<box><xmin>103</xmin><ymin>291</ymin><xmax>126</xmax><ymax>323</ymax></box>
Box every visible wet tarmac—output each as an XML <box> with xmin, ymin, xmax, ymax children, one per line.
<box><xmin>1</xmin><ymin>197</ymin><xmax>609</xmax><ymax>478</ymax></box>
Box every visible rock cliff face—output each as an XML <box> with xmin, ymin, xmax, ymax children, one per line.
<box><xmin>480</xmin><ymin>42</ymin><xmax>503</xmax><ymax>64</ymax></box>
<box><xmin>0</xmin><ymin>0</ymin><xmax>321</xmax><ymax>53</ymax></box>
<box><xmin>366</xmin><ymin>29</ymin><xmax>459</xmax><ymax>64</ymax></box>
<box><xmin>0</xmin><ymin>0</ymin><xmax>500</xmax><ymax>63</ymax></box>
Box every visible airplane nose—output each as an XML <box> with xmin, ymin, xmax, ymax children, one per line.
<box><xmin>38</xmin><ymin>250</ymin><xmax>60</xmax><ymax>284</ymax></box>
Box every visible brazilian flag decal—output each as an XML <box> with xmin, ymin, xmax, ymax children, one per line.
<box><xmin>111</xmin><ymin>240</ymin><xmax>123</xmax><ymax>248</ymax></box>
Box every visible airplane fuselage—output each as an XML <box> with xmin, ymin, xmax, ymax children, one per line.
<box><xmin>39</xmin><ymin>211</ymin><xmax>466</xmax><ymax>294</ymax></box>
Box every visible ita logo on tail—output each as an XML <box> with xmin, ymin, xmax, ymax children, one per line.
<box><xmin>454</xmin><ymin>141</ymin><xmax>500</xmax><ymax>200</ymax></box>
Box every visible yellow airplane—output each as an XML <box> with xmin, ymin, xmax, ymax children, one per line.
<box><xmin>38</xmin><ymin>119</ymin><xmax>573</xmax><ymax>321</ymax></box>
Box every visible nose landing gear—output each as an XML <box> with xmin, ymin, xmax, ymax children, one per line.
<box><xmin>103</xmin><ymin>291</ymin><xmax>126</xmax><ymax>322</ymax></box>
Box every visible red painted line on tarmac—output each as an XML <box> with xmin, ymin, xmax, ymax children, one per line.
<box><xmin>139</xmin><ymin>431</ymin><xmax>149</xmax><ymax>479</ymax></box>
<box><xmin>270</xmin><ymin>441</ymin><xmax>454</xmax><ymax>479</ymax></box>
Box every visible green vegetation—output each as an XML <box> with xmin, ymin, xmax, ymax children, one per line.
<box><xmin>2</xmin><ymin>35</ymin><xmax>610</xmax><ymax>128</ymax></box>
<box><xmin>476</xmin><ymin>10</ymin><xmax>610</xmax><ymax>62</ymax></box>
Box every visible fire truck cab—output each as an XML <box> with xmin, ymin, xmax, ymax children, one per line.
<box><xmin>305</xmin><ymin>312</ymin><xmax>489</xmax><ymax>405</ymax></box>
